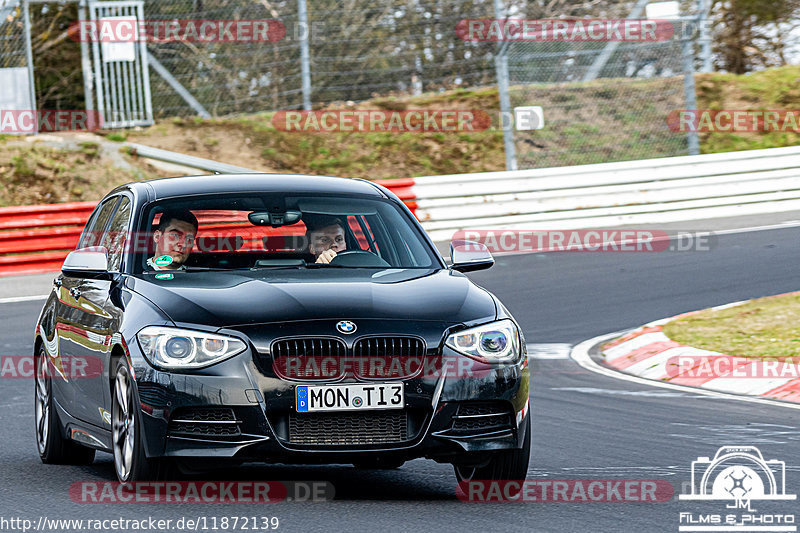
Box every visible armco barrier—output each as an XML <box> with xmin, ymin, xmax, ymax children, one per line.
<box><xmin>377</xmin><ymin>145</ymin><xmax>800</xmax><ymax>241</ymax></box>
<box><xmin>3</xmin><ymin>145</ymin><xmax>800</xmax><ymax>276</ymax></box>
<box><xmin>0</xmin><ymin>202</ymin><xmax>97</xmax><ymax>276</ymax></box>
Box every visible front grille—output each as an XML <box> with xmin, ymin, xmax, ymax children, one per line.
<box><xmin>288</xmin><ymin>411</ymin><xmax>408</xmax><ymax>445</ymax></box>
<box><xmin>451</xmin><ymin>402</ymin><xmax>513</xmax><ymax>434</ymax></box>
<box><xmin>353</xmin><ymin>337</ymin><xmax>426</xmax><ymax>379</ymax></box>
<box><xmin>168</xmin><ymin>407</ymin><xmax>241</xmax><ymax>438</ymax></box>
<box><xmin>272</xmin><ymin>338</ymin><xmax>347</xmax><ymax>380</ymax></box>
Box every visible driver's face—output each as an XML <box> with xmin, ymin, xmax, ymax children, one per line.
<box><xmin>308</xmin><ymin>225</ymin><xmax>346</xmax><ymax>257</ymax></box>
<box><xmin>153</xmin><ymin>219</ymin><xmax>196</xmax><ymax>268</ymax></box>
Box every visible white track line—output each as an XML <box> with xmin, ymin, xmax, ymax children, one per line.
<box><xmin>570</xmin><ymin>330</ymin><xmax>800</xmax><ymax>411</ymax></box>
<box><xmin>526</xmin><ymin>343</ymin><xmax>572</xmax><ymax>359</ymax></box>
<box><xmin>0</xmin><ymin>295</ymin><xmax>48</xmax><ymax>304</ymax></box>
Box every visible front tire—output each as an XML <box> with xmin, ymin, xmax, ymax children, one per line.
<box><xmin>453</xmin><ymin>406</ymin><xmax>531</xmax><ymax>484</ymax></box>
<box><xmin>35</xmin><ymin>347</ymin><xmax>95</xmax><ymax>465</ymax></box>
<box><xmin>112</xmin><ymin>360</ymin><xmax>167</xmax><ymax>481</ymax></box>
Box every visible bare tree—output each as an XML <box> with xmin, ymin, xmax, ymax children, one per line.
<box><xmin>711</xmin><ymin>0</ymin><xmax>800</xmax><ymax>73</ymax></box>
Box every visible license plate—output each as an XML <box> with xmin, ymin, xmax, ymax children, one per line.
<box><xmin>295</xmin><ymin>383</ymin><xmax>404</xmax><ymax>412</ymax></box>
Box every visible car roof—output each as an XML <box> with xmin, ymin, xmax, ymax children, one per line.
<box><xmin>118</xmin><ymin>173</ymin><xmax>386</xmax><ymax>200</ymax></box>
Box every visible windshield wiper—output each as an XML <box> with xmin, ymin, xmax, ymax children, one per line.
<box><xmin>249</xmin><ymin>265</ymin><xmax>305</xmax><ymax>271</ymax></box>
<box><xmin>179</xmin><ymin>267</ymin><xmax>232</xmax><ymax>272</ymax></box>
<box><xmin>303</xmin><ymin>263</ymin><xmax>345</xmax><ymax>268</ymax></box>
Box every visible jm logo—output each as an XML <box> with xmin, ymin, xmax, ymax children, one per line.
<box><xmin>680</xmin><ymin>445</ymin><xmax>796</xmax><ymax>508</ymax></box>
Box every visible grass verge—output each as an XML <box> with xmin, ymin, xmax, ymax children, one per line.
<box><xmin>663</xmin><ymin>292</ymin><xmax>800</xmax><ymax>362</ymax></box>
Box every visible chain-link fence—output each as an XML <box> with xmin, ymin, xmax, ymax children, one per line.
<box><xmin>507</xmin><ymin>37</ymin><xmax>690</xmax><ymax>169</ymax></box>
<box><xmin>7</xmin><ymin>0</ymin><xmax>708</xmax><ymax>170</ymax></box>
<box><xmin>139</xmin><ymin>0</ymin><xmax>701</xmax><ymax>168</ymax></box>
<box><xmin>0</xmin><ymin>0</ymin><xmax>35</xmax><ymax>123</ymax></box>
<box><xmin>0</xmin><ymin>1</ymin><xmax>26</xmax><ymax>70</ymax></box>
<box><xmin>141</xmin><ymin>0</ymin><xmax>502</xmax><ymax>116</ymax></box>
<box><xmin>142</xmin><ymin>0</ymin><xmax>302</xmax><ymax>116</ymax></box>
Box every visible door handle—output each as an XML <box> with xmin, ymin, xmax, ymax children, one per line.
<box><xmin>69</xmin><ymin>287</ymin><xmax>81</xmax><ymax>300</ymax></box>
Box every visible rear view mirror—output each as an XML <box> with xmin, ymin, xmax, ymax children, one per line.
<box><xmin>248</xmin><ymin>210</ymin><xmax>302</xmax><ymax>227</ymax></box>
<box><xmin>61</xmin><ymin>247</ymin><xmax>110</xmax><ymax>277</ymax></box>
<box><xmin>450</xmin><ymin>240</ymin><xmax>494</xmax><ymax>272</ymax></box>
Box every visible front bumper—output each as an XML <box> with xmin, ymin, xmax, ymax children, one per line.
<box><xmin>129</xmin><ymin>320</ymin><xmax>529</xmax><ymax>464</ymax></box>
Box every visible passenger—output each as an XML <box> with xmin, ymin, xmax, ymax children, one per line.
<box><xmin>147</xmin><ymin>210</ymin><xmax>198</xmax><ymax>271</ymax></box>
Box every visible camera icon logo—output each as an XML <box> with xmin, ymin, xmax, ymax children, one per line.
<box><xmin>680</xmin><ymin>446</ymin><xmax>796</xmax><ymax>502</ymax></box>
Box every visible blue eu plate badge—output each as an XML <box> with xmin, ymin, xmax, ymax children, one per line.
<box><xmin>296</xmin><ymin>386</ymin><xmax>309</xmax><ymax>412</ymax></box>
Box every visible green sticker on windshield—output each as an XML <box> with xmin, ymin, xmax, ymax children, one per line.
<box><xmin>154</xmin><ymin>273</ymin><xmax>174</xmax><ymax>280</ymax></box>
<box><xmin>154</xmin><ymin>255</ymin><xmax>173</xmax><ymax>267</ymax></box>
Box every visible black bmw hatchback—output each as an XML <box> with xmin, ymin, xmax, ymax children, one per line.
<box><xmin>34</xmin><ymin>174</ymin><xmax>530</xmax><ymax>483</ymax></box>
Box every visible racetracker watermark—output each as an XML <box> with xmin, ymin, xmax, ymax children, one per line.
<box><xmin>72</xmin><ymin>232</ymin><xmax>306</xmax><ymax>254</ymax></box>
<box><xmin>666</xmin><ymin>355</ymin><xmax>800</xmax><ymax>379</ymax></box>
<box><xmin>457</xmin><ymin>480</ymin><xmax>674</xmax><ymax>502</ymax></box>
<box><xmin>274</xmin><ymin>354</ymin><xmax>512</xmax><ymax>380</ymax></box>
<box><xmin>0</xmin><ymin>110</ymin><xmax>103</xmax><ymax>134</ymax></box>
<box><xmin>668</xmin><ymin>110</ymin><xmax>800</xmax><ymax>133</ymax></box>
<box><xmin>69</xmin><ymin>19</ymin><xmax>285</xmax><ymax>43</ymax></box>
<box><xmin>70</xmin><ymin>481</ymin><xmax>333</xmax><ymax>503</ymax></box>
<box><xmin>451</xmin><ymin>229</ymin><xmax>715</xmax><ymax>253</ymax></box>
<box><xmin>456</xmin><ymin>18</ymin><xmax>674</xmax><ymax>42</ymax></box>
<box><xmin>272</xmin><ymin>110</ymin><xmax>491</xmax><ymax>133</ymax></box>
<box><xmin>1</xmin><ymin>355</ymin><xmax>103</xmax><ymax>379</ymax></box>
<box><xmin>0</xmin><ymin>516</ymin><xmax>279</xmax><ymax>532</ymax></box>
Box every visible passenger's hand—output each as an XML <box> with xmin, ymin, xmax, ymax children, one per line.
<box><xmin>316</xmin><ymin>249</ymin><xmax>338</xmax><ymax>264</ymax></box>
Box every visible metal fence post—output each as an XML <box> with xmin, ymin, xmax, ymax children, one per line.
<box><xmin>78</xmin><ymin>0</ymin><xmax>94</xmax><ymax>117</ymax></box>
<box><xmin>680</xmin><ymin>20</ymin><xmax>700</xmax><ymax>155</ymax></box>
<box><xmin>493</xmin><ymin>0</ymin><xmax>516</xmax><ymax>171</ymax></box>
<box><xmin>697</xmin><ymin>0</ymin><xmax>713</xmax><ymax>73</ymax></box>
<box><xmin>22</xmin><ymin>0</ymin><xmax>36</xmax><ymax>126</ymax></box>
<box><xmin>298</xmin><ymin>0</ymin><xmax>311</xmax><ymax>111</ymax></box>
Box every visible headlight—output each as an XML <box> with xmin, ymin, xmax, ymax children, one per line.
<box><xmin>445</xmin><ymin>319</ymin><xmax>520</xmax><ymax>363</ymax></box>
<box><xmin>136</xmin><ymin>326</ymin><xmax>247</xmax><ymax>369</ymax></box>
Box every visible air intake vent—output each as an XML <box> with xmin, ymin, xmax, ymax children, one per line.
<box><xmin>450</xmin><ymin>402</ymin><xmax>513</xmax><ymax>434</ymax></box>
<box><xmin>137</xmin><ymin>383</ymin><xmax>170</xmax><ymax>408</ymax></box>
<box><xmin>288</xmin><ymin>411</ymin><xmax>408</xmax><ymax>446</ymax></box>
<box><xmin>168</xmin><ymin>407</ymin><xmax>241</xmax><ymax>438</ymax></box>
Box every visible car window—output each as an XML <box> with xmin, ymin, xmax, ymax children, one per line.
<box><xmin>103</xmin><ymin>196</ymin><xmax>132</xmax><ymax>272</ymax></box>
<box><xmin>78</xmin><ymin>196</ymin><xmax>119</xmax><ymax>249</ymax></box>
<box><xmin>135</xmin><ymin>194</ymin><xmax>440</xmax><ymax>273</ymax></box>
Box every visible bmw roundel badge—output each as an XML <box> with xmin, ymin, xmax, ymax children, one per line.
<box><xmin>336</xmin><ymin>320</ymin><xmax>357</xmax><ymax>334</ymax></box>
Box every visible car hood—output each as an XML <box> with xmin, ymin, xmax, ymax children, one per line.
<box><xmin>126</xmin><ymin>268</ymin><xmax>497</xmax><ymax>328</ymax></box>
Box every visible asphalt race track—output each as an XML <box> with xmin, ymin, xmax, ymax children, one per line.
<box><xmin>1</xmin><ymin>226</ymin><xmax>799</xmax><ymax>533</ymax></box>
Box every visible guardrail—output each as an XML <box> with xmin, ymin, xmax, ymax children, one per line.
<box><xmin>379</xmin><ymin>145</ymin><xmax>800</xmax><ymax>241</ymax></box>
<box><xmin>0</xmin><ymin>202</ymin><xmax>97</xmax><ymax>276</ymax></box>
<box><xmin>2</xmin><ymin>145</ymin><xmax>800</xmax><ymax>276</ymax></box>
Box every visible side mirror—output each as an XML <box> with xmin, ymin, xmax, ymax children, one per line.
<box><xmin>450</xmin><ymin>240</ymin><xmax>494</xmax><ymax>272</ymax></box>
<box><xmin>62</xmin><ymin>247</ymin><xmax>110</xmax><ymax>278</ymax></box>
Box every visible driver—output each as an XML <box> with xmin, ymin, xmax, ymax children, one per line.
<box><xmin>305</xmin><ymin>216</ymin><xmax>347</xmax><ymax>264</ymax></box>
<box><xmin>147</xmin><ymin>210</ymin><xmax>198</xmax><ymax>271</ymax></box>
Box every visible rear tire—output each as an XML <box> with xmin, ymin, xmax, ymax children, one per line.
<box><xmin>453</xmin><ymin>405</ymin><xmax>531</xmax><ymax>484</ymax></box>
<box><xmin>35</xmin><ymin>347</ymin><xmax>96</xmax><ymax>465</ymax></box>
<box><xmin>112</xmin><ymin>360</ymin><xmax>169</xmax><ymax>481</ymax></box>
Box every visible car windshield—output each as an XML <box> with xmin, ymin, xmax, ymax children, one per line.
<box><xmin>133</xmin><ymin>193</ymin><xmax>440</xmax><ymax>273</ymax></box>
